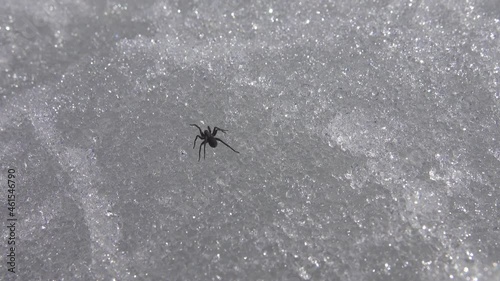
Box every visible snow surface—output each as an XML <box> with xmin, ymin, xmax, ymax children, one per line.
<box><xmin>1</xmin><ymin>0</ymin><xmax>499</xmax><ymax>280</ymax></box>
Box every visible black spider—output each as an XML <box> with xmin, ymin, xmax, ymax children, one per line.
<box><xmin>190</xmin><ymin>124</ymin><xmax>240</xmax><ymax>161</ymax></box>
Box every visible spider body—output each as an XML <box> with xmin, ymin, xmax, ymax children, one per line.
<box><xmin>204</xmin><ymin>129</ymin><xmax>218</xmax><ymax>147</ymax></box>
<box><xmin>190</xmin><ymin>124</ymin><xmax>239</xmax><ymax>161</ymax></box>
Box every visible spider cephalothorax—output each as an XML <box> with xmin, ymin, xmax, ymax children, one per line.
<box><xmin>190</xmin><ymin>124</ymin><xmax>240</xmax><ymax>161</ymax></box>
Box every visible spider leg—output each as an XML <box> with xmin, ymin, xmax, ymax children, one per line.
<box><xmin>215</xmin><ymin>138</ymin><xmax>240</xmax><ymax>154</ymax></box>
<box><xmin>198</xmin><ymin>140</ymin><xmax>207</xmax><ymax>161</ymax></box>
<box><xmin>190</xmin><ymin>124</ymin><xmax>204</xmax><ymax>136</ymax></box>
<box><xmin>192</xmin><ymin>135</ymin><xmax>203</xmax><ymax>149</ymax></box>
<box><xmin>213</xmin><ymin>127</ymin><xmax>227</xmax><ymax>136</ymax></box>
<box><xmin>203</xmin><ymin>141</ymin><xmax>207</xmax><ymax>159</ymax></box>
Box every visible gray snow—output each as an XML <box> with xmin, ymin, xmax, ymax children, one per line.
<box><xmin>1</xmin><ymin>0</ymin><xmax>499</xmax><ymax>280</ymax></box>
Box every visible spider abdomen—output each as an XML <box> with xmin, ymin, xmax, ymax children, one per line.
<box><xmin>208</xmin><ymin>138</ymin><xmax>218</xmax><ymax>147</ymax></box>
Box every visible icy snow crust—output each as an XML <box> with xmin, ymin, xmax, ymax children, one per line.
<box><xmin>1</xmin><ymin>0</ymin><xmax>499</xmax><ymax>280</ymax></box>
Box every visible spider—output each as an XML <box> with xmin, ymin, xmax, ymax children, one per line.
<box><xmin>190</xmin><ymin>124</ymin><xmax>240</xmax><ymax>161</ymax></box>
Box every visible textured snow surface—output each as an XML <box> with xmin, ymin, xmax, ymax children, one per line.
<box><xmin>1</xmin><ymin>0</ymin><xmax>500</xmax><ymax>280</ymax></box>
